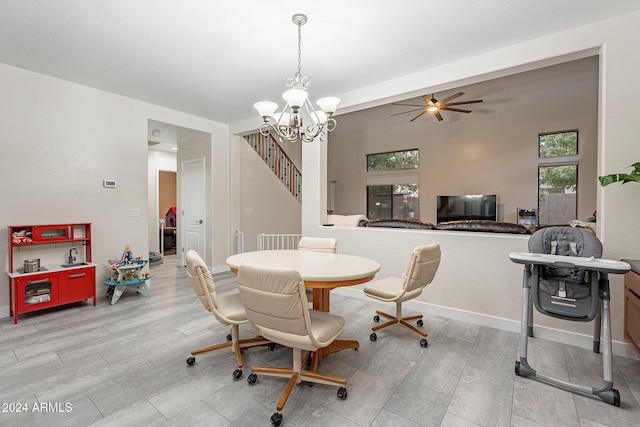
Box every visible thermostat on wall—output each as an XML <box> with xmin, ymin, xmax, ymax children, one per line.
<box><xmin>103</xmin><ymin>179</ymin><xmax>117</xmax><ymax>188</ymax></box>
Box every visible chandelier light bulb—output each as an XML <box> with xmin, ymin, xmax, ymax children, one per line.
<box><xmin>254</xmin><ymin>101</ymin><xmax>278</xmax><ymax>119</ymax></box>
<box><xmin>316</xmin><ymin>97</ymin><xmax>340</xmax><ymax>115</ymax></box>
<box><xmin>282</xmin><ymin>88</ymin><xmax>308</xmax><ymax>110</ymax></box>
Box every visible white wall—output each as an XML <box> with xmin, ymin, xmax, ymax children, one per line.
<box><xmin>296</xmin><ymin>11</ymin><xmax>640</xmax><ymax>356</ymax></box>
<box><xmin>147</xmin><ymin>150</ymin><xmax>177</xmax><ymax>252</ymax></box>
<box><xmin>0</xmin><ymin>63</ymin><xmax>229</xmax><ymax>314</ymax></box>
<box><xmin>232</xmin><ymin>135</ymin><xmax>302</xmax><ymax>252</ymax></box>
<box><xmin>329</xmin><ymin>58</ymin><xmax>598</xmax><ymax>224</ymax></box>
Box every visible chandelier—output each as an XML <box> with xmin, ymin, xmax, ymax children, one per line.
<box><xmin>254</xmin><ymin>14</ymin><xmax>340</xmax><ymax>144</ymax></box>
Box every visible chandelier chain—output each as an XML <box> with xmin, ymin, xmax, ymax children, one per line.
<box><xmin>297</xmin><ymin>20</ymin><xmax>302</xmax><ymax>76</ymax></box>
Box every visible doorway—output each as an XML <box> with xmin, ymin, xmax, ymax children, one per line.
<box><xmin>159</xmin><ymin>170</ymin><xmax>177</xmax><ymax>255</ymax></box>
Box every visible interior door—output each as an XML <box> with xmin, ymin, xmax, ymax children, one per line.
<box><xmin>181</xmin><ymin>158</ymin><xmax>205</xmax><ymax>265</ymax></box>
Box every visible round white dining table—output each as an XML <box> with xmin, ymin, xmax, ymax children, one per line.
<box><xmin>226</xmin><ymin>249</ymin><xmax>380</xmax><ymax>368</ymax></box>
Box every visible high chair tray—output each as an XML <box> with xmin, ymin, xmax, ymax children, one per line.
<box><xmin>509</xmin><ymin>252</ymin><xmax>630</xmax><ymax>273</ymax></box>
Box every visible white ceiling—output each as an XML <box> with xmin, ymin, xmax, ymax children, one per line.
<box><xmin>1</xmin><ymin>1</ymin><xmax>638</xmax><ymax>125</ymax></box>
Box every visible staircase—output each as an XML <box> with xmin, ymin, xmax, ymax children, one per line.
<box><xmin>244</xmin><ymin>133</ymin><xmax>302</xmax><ymax>202</ymax></box>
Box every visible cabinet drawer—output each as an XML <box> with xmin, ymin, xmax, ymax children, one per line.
<box><xmin>58</xmin><ymin>267</ymin><xmax>96</xmax><ymax>304</ymax></box>
<box><xmin>626</xmin><ymin>271</ymin><xmax>640</xmax><ymax>298</ymax></box>
<box><xmin>624</xmin><ymin>286</ymin><xmax>640</xmax><ymax>356</ymax></box>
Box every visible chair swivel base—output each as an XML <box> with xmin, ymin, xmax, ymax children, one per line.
<box><xmin>370</xmin><ymin>309</ymin><xmax>428</xmax><ymax>347</ymax></box>
<box><xmin>186</xmin><ymin>335</ymin><xmax>270</xmax><ymax>379</ymax></box>
<box><xmin>247</xmin><ymin>350</ymin><xmax>347</xmax><ymax>426</ymax></box>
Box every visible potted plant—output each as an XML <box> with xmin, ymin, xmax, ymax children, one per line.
<box><xmin>598</xmin><ymin>162</ymin><xmax>640</xmax><ymax>186</ymax></box>
<box><xmin>400</xmin><ymin>202</ymin><xmax>415</xmax><ymax>218</ymax></box>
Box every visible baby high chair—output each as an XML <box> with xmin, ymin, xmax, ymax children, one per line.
<box><xmin>509</xmin><ymin>226</ymin><xmax>629</xmax><ymax>405</ymax></box>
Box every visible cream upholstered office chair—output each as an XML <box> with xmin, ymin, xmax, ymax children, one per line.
<box><xmin>297</xmin><ymin>236</ymin><xmax>338</xmax><ymax>302</ymax></box>
<box><xmin>185</xmin><ymin>250</ymin><xmax>269</xmax><ymax>379</ymax></box>
<box><xmin>364</xmin><ymin>243</ymin><xmax>441</xmax><ymax>347</ymax></box>
<box><xmin>237</xmin><ymin>263</ymin><xmax>348</xmax><ymax>427</ymax></box>
<box><xmin>297</xmin><ymin>236</ymin><xmax>338</xmax><ymax>253</ymax></box>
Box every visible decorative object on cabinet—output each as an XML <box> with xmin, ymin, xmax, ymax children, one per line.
<box><xmin>104</xmin><ymin>244</ymin><xmax>150</xmax><ymax>305</ymax></box>
<box><xmin>622</xmin><ymin>259</ymin><xmax>640</xmax><ymax>358</ymax></box>
<box><xmin>7</xmin><ymin>223</ymin><xmax>96</xmax><ymax>324</ymax></box>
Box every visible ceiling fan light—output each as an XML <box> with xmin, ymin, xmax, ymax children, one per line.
<box><xmin>316</xmin><ymin>96</ymin><xmax>340</xmax><ymax>115</ymax></box>
<box><xmin>427</xmin><ymin>106</ymin><xmax>439</xmax><ymax>113</ymax></box>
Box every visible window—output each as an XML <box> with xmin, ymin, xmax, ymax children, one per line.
<box><xmin>538</xmin><ymin>163</ymin><xmax>577</xmax><ymax>224</ymax></box>
<box><xmin>366</xmin><ymin>149</ymin><xmax>420</xmax><ymax>220</ymax></box>
<box><xmin>367</xmin><ymin>149</ymin><xmax>419</xmax><ymax>171</ymax></box>
<box><xmin>538</xmin><ymin>130</ymin><xmax>578</xmax><ymax>158</ymax></box>
<box><xmin>366</xmin><ymin>175</ymin><xmax>419</xmax><ymax>220</ymax></box>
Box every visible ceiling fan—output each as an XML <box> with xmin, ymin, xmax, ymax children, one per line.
<box><xmin>392</xmin><ymin>92</ymin><xmax>483</xmax><ymax>122</ymax></box>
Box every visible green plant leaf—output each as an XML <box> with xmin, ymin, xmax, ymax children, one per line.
<box><xmin>598</xmin><ymin>162</ymin><xmax>640</xmax><ymax>186</ymax></box>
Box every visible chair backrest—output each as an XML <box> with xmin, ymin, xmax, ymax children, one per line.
<box><xmin>237</xmin><ymin>263</ymin><xmax>311</xmax><ymax>338</ymax></box>
<box><xmin>297</xmin><ymin>236</ymin><xmax>338</xmax><ymax>253</ymax></box>
<box><xmin>528</xmin><ymin>226</ymin><xmax>602</xmax><ymax>300</ymax></box>
<box><xmin>185</xmin><ymin>250</ymin><xmax>218</xmax><ymax>312</ymax></box>
<box><xmin>403</xmin><ymin>244</ymin><xmax>441</xmax><ymax>294</ymax></box>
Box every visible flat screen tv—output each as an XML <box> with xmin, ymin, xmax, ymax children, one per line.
<box><xmin>437</xmin><ymin>194</ymin><xmax>497</xmax><ymax>223</ymax></box>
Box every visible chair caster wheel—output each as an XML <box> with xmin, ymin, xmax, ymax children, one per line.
<box><xmin>232</xmin><ymin>369</ymin><xmax>243</xmax><ymax>380</ymax></box>
<box><xmin>515</xmin><ymin>361</ymin><xmax>521</xmax><ymax>376</ymax></box>
<box><xmin>420</xmin><ymin>338</ymin><xmax>428</xmax><ymax>348</ymax></box>
<box><xmin>337</xmin><ymin>387</ymin><xmax>348</xmax><ymax>400</ymax></box>
<box><xmin>186</xmin><ymin>356</ymin><xmax>195</xmax><ymax>366</ymax></box>
<box><xmin>613</xmin><ymin>389</ymin><xmax>620</xmax><ymax>407</ymax></box>
<box><xmin>247</xmin><ymin>373</ymin><xmax>258</xmax><ymax>385</ymax></box>
<box><xmin>267</xmin><ymin>343</ymin><xmax>277</xmax><ymax>351</ymax></box>
<box><xmin>373</xmin><ymin>315</ymin><xmax>380</xmax><ymax>322</ymax></box>
<box><xmin>270</xmin><ymin>412</ymin><xmax>283</xmax><ymax>426</ymax></box>
<box><xmin>226</xmin><ymin>334</ymin><xmax>232</xmax><ymax>341</ymax></box>
<box><xmin>417</xmin><ymin>319</ymin><xmax>423</xmax><ymax>327</ymax></box>
<box><xmin>370</xmin><ymin>333</ymin><xmax>377</xmax><ymax>342</ymax></box>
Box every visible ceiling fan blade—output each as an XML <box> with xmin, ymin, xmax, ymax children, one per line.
<box><xmin>422</xmin><ymin>95</ymin><xmax>434</xmax><ymax>105</ymax></box>
<box><xmin>434</xmin><ymin>111</ymin><xmax>444</xmax><ymax>121</ymax></box>
<box><xmin>392</xmin><ymin>102</ymin><xmax>426</xmax><ymax>107</ymax></box>
<box><xmin>444</xmin><ymin>99</ymin><xmax>483</xmax><ymax>106</ymax></box>
<box><xmin>410</xmin><ymin>111</ymin><xmax>427</xmax><ymax>122</ymax></box>
<box><xmin>391</xmin><ymin>108</ymin><xmax>425</xmax><ymax>116</ymax></box>
<box><xmin>440</xmin><ymin>107</ymin><xmax>472</xmax><ymax>113</ymax></box>
<box><xmin>439</xmin><ymin>92</ymin><xmax>465</xmax><ymax>104</ymax></box>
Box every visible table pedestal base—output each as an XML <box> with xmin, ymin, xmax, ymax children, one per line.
<box><xmin>311</xmin><ymin>338</ymin><xmax>359</xmax><ymax>371</ymax></box>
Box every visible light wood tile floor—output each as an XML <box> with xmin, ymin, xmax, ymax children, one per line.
<box><xmin>1</xmin><ymin>255</ymin><xmax>639</xmax><ymax>426</ymax></box>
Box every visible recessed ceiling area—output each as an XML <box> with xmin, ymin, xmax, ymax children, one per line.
<box><xmin>334</xmin><ymin>56</ymin><xmax>599</xmax><ymax>133</ymax></box>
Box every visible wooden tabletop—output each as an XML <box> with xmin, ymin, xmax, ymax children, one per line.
<box><xmin>226</xmin><ymin>250</ymin><xmax>380</xmax><ymax>287</ymax></box>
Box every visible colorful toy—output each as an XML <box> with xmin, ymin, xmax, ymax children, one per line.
<box><xmin>12</xmin><ymin>229</ymin><xmax>32</xmax><ymax>244</ymax></box>
<box><xmin>104</xmin><ymin>244</ymin><xmax>151</xmax><ymax>304</ymax></box>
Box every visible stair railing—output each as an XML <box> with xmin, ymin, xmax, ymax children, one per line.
<box><xmin>244</xmin><ymin>133</ymin><xmax>302</xmax><ymax>202</ymax></box>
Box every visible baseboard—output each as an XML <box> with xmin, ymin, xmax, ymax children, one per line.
<box><xmin>0</xmin><ymin>305</ymin><xmax>9</xmax><ymax>319</ymax></box>
<box><xmin>333</xmin><ymin>287</ymin><xmax>639</xmax><ymax>361</ymax></box>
